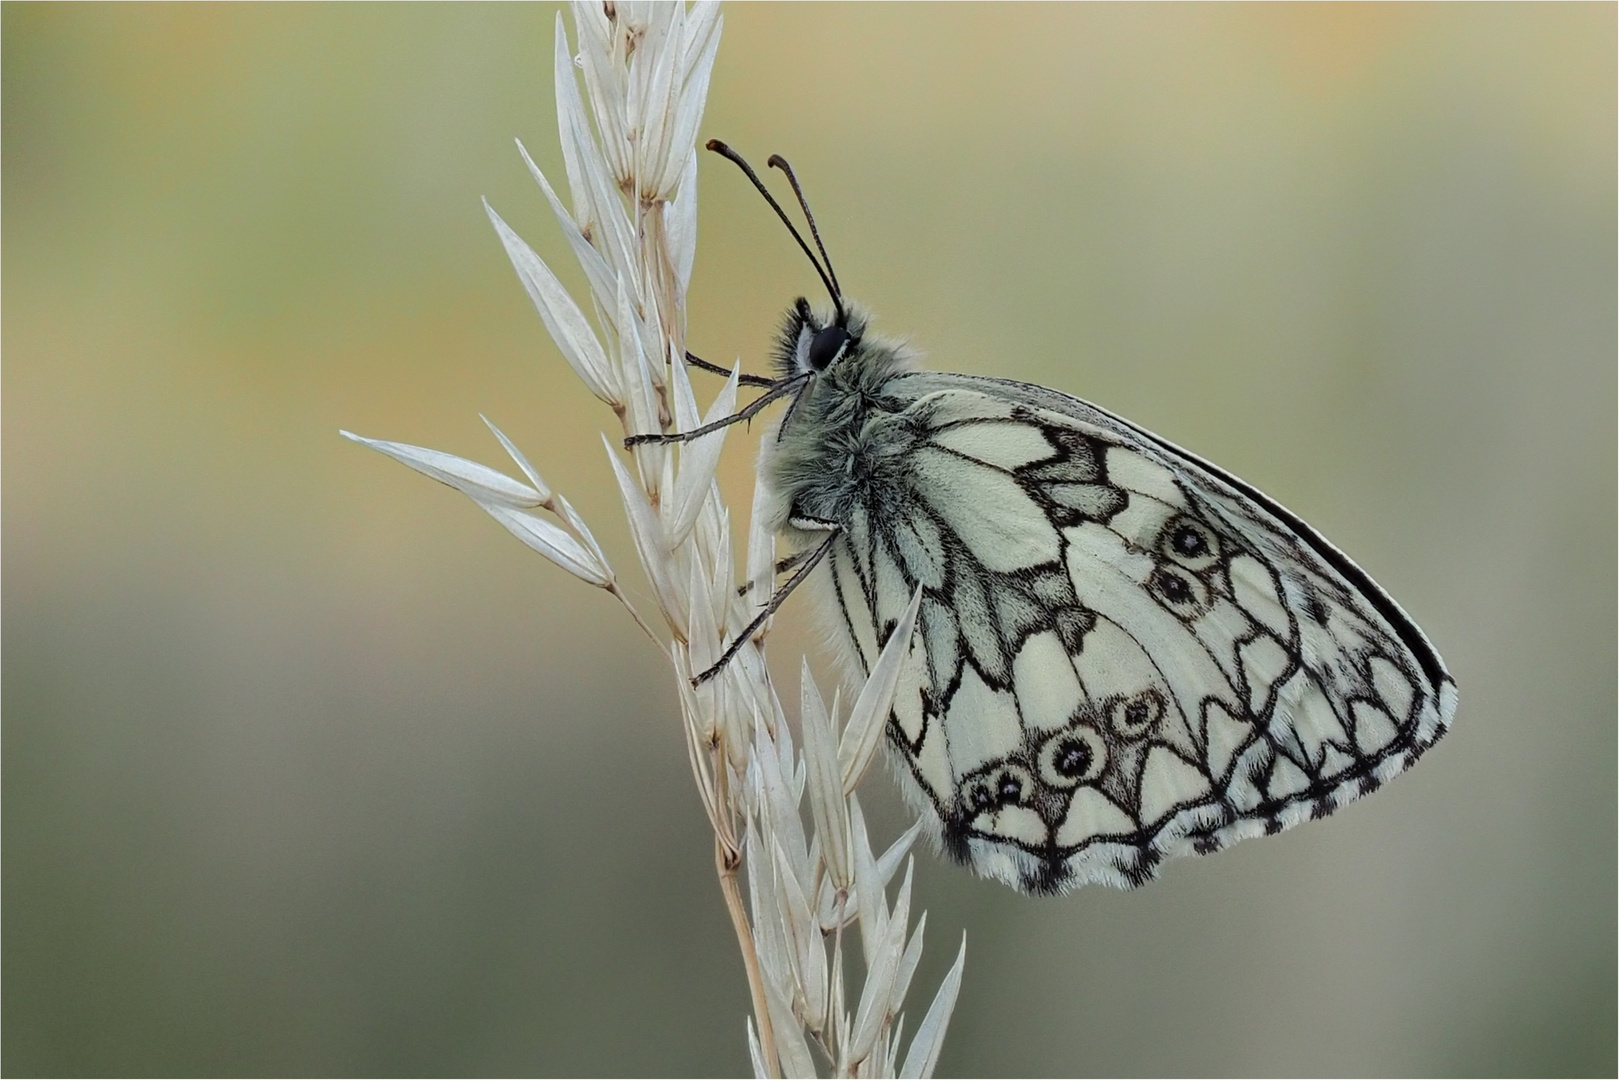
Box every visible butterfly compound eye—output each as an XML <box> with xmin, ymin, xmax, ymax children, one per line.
<box><xmin>807</xmin><ymin>325</ymin><xmax>851</xmax><ymax>371</ymax></box>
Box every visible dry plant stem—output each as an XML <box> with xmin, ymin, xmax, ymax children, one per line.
<box><xmin>719</xmin><ymin>836</ymin><xmax>780</xmax><ymax>1078</ymax></box>
<box><xmin>608</xmin><ymin>581</ymin><xmax>666</xmax><ymax>652</ymax></box>
<box><xmin>709</xmin><ymin>696</ymin><xmax>778</xmax><ymax>1073</ymax></box>
<box><xmin>347</xmin><ymin>5</ymin><xmax>966</xmax><ymax>1074</ymax></box>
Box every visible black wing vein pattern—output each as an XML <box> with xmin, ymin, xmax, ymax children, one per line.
<box><xmin>811</xmin><ymin>372</ymin><xmax>1456</xmax><ymax>895</ymax></box>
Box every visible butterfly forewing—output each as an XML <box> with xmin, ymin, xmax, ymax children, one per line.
<box><xmin>807</xmin><ymin>372</ymin><xmax>1455</xmax><ymax>895</ymax></box>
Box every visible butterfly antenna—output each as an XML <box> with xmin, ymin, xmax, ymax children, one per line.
<box><xmin>767</xmin><ymin>154</ymin><xmax>843</xmax><ymax>308</ymax></box>
<box><xmin>706</xmin><ymin>139</ymin><xmax>845</xmax><ymax>321</ymax></box>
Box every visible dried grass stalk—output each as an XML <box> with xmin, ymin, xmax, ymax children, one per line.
<box><xmin>344</xmin><ymin>4</ymin><xmax>964</xmax><ymax>1075</ymax></box>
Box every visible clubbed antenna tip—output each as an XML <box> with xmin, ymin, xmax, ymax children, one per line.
<box><xmin>706</xmin><ymin>139</ymin><xmax>846</xmax><ymax>322</ymax></box>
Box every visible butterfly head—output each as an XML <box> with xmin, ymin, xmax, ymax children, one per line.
<box><xmin>775</xmin><ymin>297</ymin><xmax>869</xmax><ymax>379</ymax></box>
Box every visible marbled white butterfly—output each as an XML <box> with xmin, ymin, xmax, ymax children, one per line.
<box><xmin>634</xmin><ymin>141</ymin><xmax>1457</xmax><ymax>895</ymax></box>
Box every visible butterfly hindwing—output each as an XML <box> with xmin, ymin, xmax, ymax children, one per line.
<box><xmin>818</xmin><ymin>374</ymin><xmax>1455</xmax><ymax>894</ymax></box>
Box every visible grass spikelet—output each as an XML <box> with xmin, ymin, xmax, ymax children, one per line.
<box><xmin>344</xmin><ymin>5</ymin><xmax>963</xmax><ymax>1074</ymax></box>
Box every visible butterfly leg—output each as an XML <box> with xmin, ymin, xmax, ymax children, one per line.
<box><xmin>693</xmin><ymin>518</ymin><xmax>842</xmax><ymax>686</ymax></box>
<box><xmin>625</xmin><ymin>371</ymin><xmax>811</xmax><ymax>447</ymax></box>
<box><xmin>683</xmin><ymin>350</ymin><xmax>775</xmax><ymax>389</ymax></box>
<box><xmin>734</xmin><ymin>547</ymin><xmax>817</xmax><ymax>598</ymax></box>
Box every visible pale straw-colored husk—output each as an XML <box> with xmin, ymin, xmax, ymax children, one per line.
<box><xmin>343</xmin><ymin>5</ymin><xmax>963</xmax><ymax>1075</ymax></box>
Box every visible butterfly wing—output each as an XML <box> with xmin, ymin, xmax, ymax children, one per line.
<box><xmin>814</xmin><ymin>371</ymin><xmax>1456</xmax><ymax>894</ymax></box>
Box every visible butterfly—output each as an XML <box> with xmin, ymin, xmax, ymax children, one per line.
<box><xmin>635</xmin><ymin>141</ymin><xmax>1457</xmax><ymax>895</ymax></box>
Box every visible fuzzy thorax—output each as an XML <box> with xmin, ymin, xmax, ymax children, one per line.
<box><xmin>760</xmin><ymin>301</ymin><xmax>920</xmax><ymax>542</ymax></box>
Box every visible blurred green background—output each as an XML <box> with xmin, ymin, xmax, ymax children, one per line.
<box><xmin>5</xmin><ymin>3</ymin><xmax>1614</xmax><ymax>1075</ymax></box>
